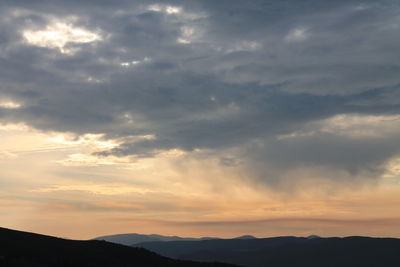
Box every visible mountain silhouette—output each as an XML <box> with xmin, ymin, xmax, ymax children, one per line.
<box><xmin>94</xmin><ymin>233</ymin><xmax>220</xmax><ymax>246</ymax></box>
<box><xmin>93</xmin><ymin>233</ymin><xmax>262</xmax><ymax>246</ymax></box>
<box><xmin>232</xmin><ymin>235</ymin><xmax>257</xmax><ymax>240</ymax></box>
<box><xmin>136</xmin><ymin>236</ymin><xmax>400</xmax><ymax>267</ymax></box>
<box><xmin>0</xmin><ymin>227</ymin><xmax>237</xmax><ymax>267</ymax></box>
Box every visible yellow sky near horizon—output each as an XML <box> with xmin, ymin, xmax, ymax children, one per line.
<box><xmin>1</xmin><ymin>122</ymin><xmax>400</xmax><ymax>239</ymax></box>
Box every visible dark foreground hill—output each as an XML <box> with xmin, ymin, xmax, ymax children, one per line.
<box><xmin>0</xmin><ymin>227</ymin><xmax>237</xmax><ymax>267</ymax></box>
<box><xmin>136</xmin><ymin>236</ymin><xmax>400</xmax><ymax>267</ymax></box>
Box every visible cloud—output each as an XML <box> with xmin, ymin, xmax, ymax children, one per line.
<box><xmin>0</xmin><ymin>100</ymin><xmax>22</xmax><ymax>109</ymax></box>
<box><xmin>31</xmin><ymin>184</ymin><xmax>154</xmax><ymax>195</ymax></box>
<box><xmin>1</xmin><ymin>0</ymin><xmax>400</xmax><ymax>189</ymax></box>
<box><xmin>22</xmin><ymin>20</ymin><xmax>102</xmax><ymax>54</ymax></box>
<box><xmin>285</xmin><ymin>27</ymin><xmax>309</xmax><ymax>42</ymax></box>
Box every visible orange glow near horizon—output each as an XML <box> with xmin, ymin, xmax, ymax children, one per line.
<box><xmin>1</xmin><ymin>123</ymin><xmax>400</xmax><ymax>239</ymax></box>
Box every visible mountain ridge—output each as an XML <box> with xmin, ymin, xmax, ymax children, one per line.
<box><xmin>0</xmin><ymin>227</ymin><xmax>237</xmax><ymax>267</ymax></box>
<box><xmin>135</xmin><ymin>235</ymin><xmax>400</xmax><ymax>267</ymax></box>
<box><xmin>93</xmin><ymin>233</ymin><xmax>222</xmax><ymax>245</ymax></box>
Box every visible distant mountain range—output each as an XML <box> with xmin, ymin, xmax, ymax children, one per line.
<box><xmin>93</xmin><ymin>233</ymin><xmax>222</xmax><ymax>246</ymax></box>
<box><xmin>94</xmin><ymin>232</ymin><xmax>400</xmax><ymax>266</ymax></box>
<box><xmin>134</xmin><ymin>235</ymin><xmax>400</xmax><ymax>267</ymax></box>
<box><xmin>4</xmin><ymin>227</ymin><xmax>400</xmax><ymax>267</ymax></box>
<box><xmin>93</xmin><ymin>233</ymin><xmax>258</xmax><ymax>246</ymax></box>
<box><xmin>0</xmin><ymin>227</ymin><xmax>236</xmax><ymax>267</ymax></box>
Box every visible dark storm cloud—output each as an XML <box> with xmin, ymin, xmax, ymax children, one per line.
<box><xmin>1</xmin><ymin>0</ymin><xmax>400</xmax><ymax>185</ymax></box>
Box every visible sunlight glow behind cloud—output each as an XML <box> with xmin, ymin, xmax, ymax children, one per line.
<box><xmin>0</xmin><ymin>101</ymin><xmax>22</xmax><ymax>109</ymax></box>
<box><xmin>147</xmin><ymin>4</ymin><xmax>182</xmax><ymax>14</ymax></box>
<box><xmin>120</xmin><ymin>57</ymin><xmax>151</xmax><ymax>67</ymax></box>
<box><xmin>23</xmin><ymin>21</ymin><xmax>102</xmax><ymax>54</ymax></box>
<box><xmin>285</xmin><ymin>27</ymin><xmax>309</xmax><ymax>42</ymax></box>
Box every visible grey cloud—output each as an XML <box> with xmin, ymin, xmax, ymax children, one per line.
<box><xmin>1</xmin><ymin>0</ymin><xmax>400</xmax><ymax>187</ymax></box>
<box><xmin>241</xmin><ymin>132</ymin><xmax>400</xmax><ymax>189</ymax></box>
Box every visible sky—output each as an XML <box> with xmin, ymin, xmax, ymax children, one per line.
<box><xmin>1</xmin><ymin>0</ymin><xmax>400</xmax><ymax>239</ymax></box>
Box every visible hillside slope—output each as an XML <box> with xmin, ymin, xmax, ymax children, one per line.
<box><xmin>0</xmin><ymin>227</ymin><xmax>236</xmax><ymax>267</ymax></box>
